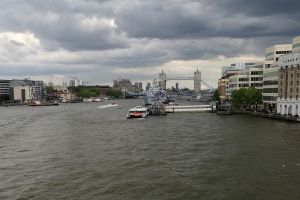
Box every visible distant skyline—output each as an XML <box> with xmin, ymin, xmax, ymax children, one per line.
<box><xmin>0</xmin><ymin>0</ymin><xmax>300</xmax><ymax>87</ymax></box>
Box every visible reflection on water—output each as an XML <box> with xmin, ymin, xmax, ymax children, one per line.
<box><xmin>0</xmin><ymin>99</ymin><xmax>300</xmax><ymax>200</ymax></box>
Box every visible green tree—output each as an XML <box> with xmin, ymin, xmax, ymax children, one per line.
<box><xmin>231</xmin><ymin>87</ymin><xmax>262</xmax><ymax>109</ymax></box>
<box><xmin>107</xmin><ymin>89</ymin><xmax>122</xmax><ymax>98</ymax></box>
<box><xmin>46</xmin><ymin>85</ymin><xmax>54</xmax><ymax>95</ymax></box>
<box><xmin>70</xmin><ymin>87</ymin><xmax>100</xmax><ymax>98</ymax></box>
<box><xmin>212</xmin><ymin>89</ymin><xmax>221</xmax><ymax>102</ymax></box>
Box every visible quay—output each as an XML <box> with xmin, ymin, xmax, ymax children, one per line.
<box><xmin>148</xmin><ymin>104</ymin><xmax>167</xmax><ymax>115</ymax></box>
<box><xmin>222</xmin><ymin>110</ymin><xmax>300</xmax><ymax>123</ymax></box>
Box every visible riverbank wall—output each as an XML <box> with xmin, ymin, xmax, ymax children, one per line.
<box><xmin>229</xmin><ymin>110</ymin><xmax>300</xmax><ymax>123</ymax></box>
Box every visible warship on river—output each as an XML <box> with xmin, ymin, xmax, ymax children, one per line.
<box><xmin>144</xmin><ymin>79</ymin><xmax>170</xmax><ymax>106</ymax></box>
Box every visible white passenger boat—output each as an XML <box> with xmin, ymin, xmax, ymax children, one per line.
<box><xmin>127</xmin><ymin>106</ymin><xmax>149</xmax><ymax>118</ymax></box>
<box><xmin>165</xmin><ymin>104</ymin><xmax>215</xmax><ymax>113</ymax></box>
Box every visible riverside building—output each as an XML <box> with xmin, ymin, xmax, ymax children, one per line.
<box><xmin>262</xmin><ymin>44</ymin><xmax>292</xmax><ymax>112</ymax></box>
<box><xmin>228</xmin><ymin>67</ymin><xmax>263</xmax><ymax>99</ymax></box>
<box><xmin>277</xmin><ymin>35</ymin><xmax>300</xmax><ymax>116</ymax></box>
<box><xmin>218</xmin><ymin>78</ymin><xmax>229</xmax><ymax>102</ymax></box>
<box><xmin>0</xmin><ymin>79</ymin><xmax>44</xmax><ymax>102</ymax></box>
<box><xmin>0</xmin><ymin>80</ymin><xmax>12</xmax><ymax>101</ymax></box>
<box><xmin>219</xmin><ymin>63</ymin><xmax>255</xmax><ymax>102</ymax></box>
<box><xmin>11</xmin><ymin>79</ymin><xmax>45</xmax><ymax>102</ymax></box>
<box><xmin>221</xmin><ymin>63</ymin><xmax>255</xmax><ymax>77</ymax></box>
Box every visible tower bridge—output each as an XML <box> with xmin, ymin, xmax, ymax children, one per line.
<box><xmin>158</xmin><ymin>69</ymin><xmax>214</xmax><ymax>95</ymax></box>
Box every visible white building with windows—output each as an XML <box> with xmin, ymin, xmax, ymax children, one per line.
<box><xmin>277</xmin><ymin>35</ymin><xmax>300</xmax><ymax>117</ymax></box>
<box><xmin>221</xmin><ymin>62</ymin><xmax>255</xmax><ymax>77</ymax></box>
<box><xmin>263</xmin><ymin>44</ymin><xmax>292</xmax><ymax>112</ymax></box>
<box><xmin>228</xmin><ymin>67</ymin><xmax>263</xmax><ymax>99</ymax></box>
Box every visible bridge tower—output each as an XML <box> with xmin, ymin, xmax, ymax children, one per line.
<box><xmin>158</xmin><ymin>70</ymin><xmax>167</xmax><ymax>90</ymax></box>
<box><xmin>194</xmin><ymin>68</ymin><xmax>201</xmax><ymax>95</ymax></box>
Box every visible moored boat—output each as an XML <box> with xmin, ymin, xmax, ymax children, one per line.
<box><xmin>144</xmin><ymin>85</ymin><xmax>169</xmax><ymax>105</ymax></box>
<box><xmin>127</xmin><ymin>106</ymin><xmax>149</xmax><ymax>118</ymax></box>
<box><xmin>27</xmin><ymin>100</ymin><xmax>59</xmax><ymax>106</ymax></box>
<box><xmin>27</xmin><ymin>100</ymin><xmax>43</xmax><ymax>106</ymax></box>
<box><xmin>165</xmin><ymin>104</ymin><xmax>215</xmax><ymax>113</ymax></box>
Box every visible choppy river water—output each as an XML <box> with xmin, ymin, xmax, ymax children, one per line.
<box><xmin>1</xmin><ymin>99</ymin><xmax>300</xmax><ymax>200</ymax></box>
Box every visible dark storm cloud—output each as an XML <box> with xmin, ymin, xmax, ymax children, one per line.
<box><xmin>217</xmin><ymin>0</ymin><xmax>300</xmax><ymax>16</ymax></box>
<box><xmin>114</xmin><ymin>0</ymin><xmax>300</xmax><ymax>39</ymax></box>
<box><xmin>1</xmin><ymin>0</ymin><xmax>298</xmax><ymax>50</ymax></box>
<box><xmin>0</xmin><ymin>0</ymin><xmax>300</xmax><ymax>84</ymax></box>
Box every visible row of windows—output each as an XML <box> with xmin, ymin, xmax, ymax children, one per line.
<box><xmin>263</xmin><ymin>96</ymin><xmax>278</xmax><ymax>101</ymax></box>
<box><xmin>279</xmin><ymin>88</ymin><xmax>300</xmax><ymax>93</ymax></box>
<box><xmin>238</xmin><ymin>78</ymin><xmax>248</xmax><ymax>82</ymax></box>
<box><xmin>251</xmin><ymin>77</ymin><xmax>263</xmax><ymax>81</ymax></box>
<box><xmin>276</xmin><ymin>51</ymin><xmax>292</xmax><ymax>55</ymax></box>
<box><xmin>280</xmin><ymin>73</ymin><xmax>300</xmax><ymax>79</ymax></box>
<box><xmin>250</xmin><ymin>83</ymin><xmax>263</xmax><ymax>87</ymax></box>
<box><xmin>279</xmin><ymin>95</ymin><xmax>299</xmax><ymax>100</ymax></box>
<box><xmin>264</xmin><ymin>80</ymin><xmax>278</xmax><ymax>85</ymax></box>
<box><xmin>289</xmin><ymin>81</ymin><xmax>300</xmax><ymax>86</ymax></box>
<box><xmin>282</xmin><ymin>58</ymin><xmax>300</xmax><ymax>63</ymax></box>
<box><xmin>251</xmin><ymin>71</ymin><xmax>263</xmax><ymax>75</ymax></box>
<box><xmin>290</xmin><ymin>73</ymin><xmax>300</xmax><ymax>78</ymax></box>
<box><xmin>263</xmin><ymin>88</ymin><xmax>278</xmax><ymax>93</ymax></box>
<box><xmin>263</xmin><ymin>71</ymin><xmax>278</xmax><ymax>78</ymax></box>
<box><xmin>239</xmin><ymin>84</ymin><xmax>249</xmax><ymax>87</ymax></box>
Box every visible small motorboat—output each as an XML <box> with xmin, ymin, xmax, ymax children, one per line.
<box><xmin>97</xmin><ymin>103</ymin><xmax>119</xmax><ymax>109</ymax></box>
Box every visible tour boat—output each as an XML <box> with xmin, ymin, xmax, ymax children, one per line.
<box><xmin>127</xmin><ymin>106</ymin><xmax>149</xmax><ymax>118</ymax></box>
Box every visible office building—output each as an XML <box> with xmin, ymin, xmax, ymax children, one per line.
<box><xmin>11</xmin><ymin>79</ymin><xmax>45</xmax><ymax>101</ymax></box>
<box><xmin>221</xmin><ymin>63</ymin><xmax>255</xmax><ymax>77</ymax></box>
<box><xmin>228</xmin><ymin>67</ymin><xmax>263</xmax><ymax>99</ymax></box>
<box><xmin>262</xmin><ymin>44</ymin><xmax>292</xmax><ymax>111</ymax></box>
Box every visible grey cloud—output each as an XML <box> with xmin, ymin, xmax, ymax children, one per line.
<box><xmin>113</xmin><ymin>0</ymin><xmax>300</xmax><ymax>39</ymax></box>
<box><xmin>0</xmin><ymin>0</ymin><xmax>128</xmax><ymax>51</ymax></box>
<box><xmin>216</xmin><ymin>0</ymin><xmax>300</xmax><ymax>17</ymax></box>
<box><xmin>0</xmin><ymin>0</ymin><xmax>300</xmax><ymax>84</ymax></box>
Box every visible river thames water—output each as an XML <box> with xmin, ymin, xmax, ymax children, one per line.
<box><xmin>0</xmin><ymin>99</ymin><xmax>300</xmax><ymax>200</ymax></box>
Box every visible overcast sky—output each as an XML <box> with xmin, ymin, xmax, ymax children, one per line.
<box><xmin>0</xmin><ymin>0</ymin><xmax>299</xmax><ymax>88</ymax></box>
